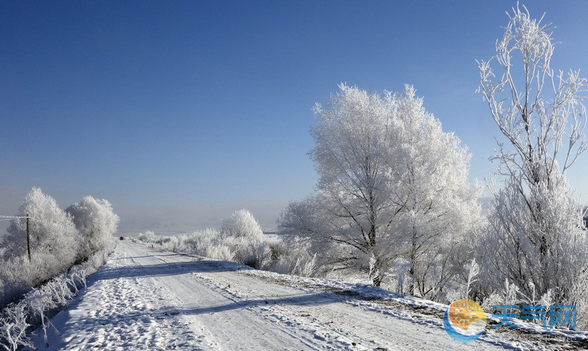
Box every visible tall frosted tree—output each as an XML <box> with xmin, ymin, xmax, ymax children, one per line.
<box><xmin>477</xmin><ymin>4</ymin><xmax>588</xmax><ymax>300</ymax></box>
<box><xmin>310</xmin><ymin>84</ymin><xmax>481</xmax><ymax>291</ymax></box>
<box><xmin>310</xmin><ymin>84</ymin><xmax>394</xmax><ymax>286</ymax></box>
<box><xmin>384</xmin><ymin>86</ymin><xmax>481</xmax><ymax>298</ymax></box>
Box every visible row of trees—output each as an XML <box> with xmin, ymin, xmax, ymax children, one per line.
<box><xmin>279</xmin><ymin>4</ymin><xmax>588</xmax><ymax>309</ymax></box>
<box><xmin>1</xmin><ymin>187</ymin><xmax>119</xmax><ymax>304</ymax></box>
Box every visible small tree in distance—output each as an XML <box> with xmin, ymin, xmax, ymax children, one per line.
<box><xmin>220</xmin><ymin>209</ymin><xmax>264</xmax><ymax>240</ymax></box>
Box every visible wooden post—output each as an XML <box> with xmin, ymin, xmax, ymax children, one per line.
<box><xmin>26</xmin><ymin>214</ymin><xmax>31</xmax><ymax>262</ymax></box>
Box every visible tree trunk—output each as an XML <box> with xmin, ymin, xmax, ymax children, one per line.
<box><xmin>369</xmin><ymin>253</ymin><xmax>383</xmax><ymax>287</ymax></box>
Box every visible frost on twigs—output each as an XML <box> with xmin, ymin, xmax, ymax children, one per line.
<box><xmin>0</xmin><ymin>304</ymin><xmax>31</xmax><ymax>351</ymax></box>
<box><xmin>476</xmin><ymin>3</ymin><xmax>588</xmax><ymax>310</ymax></box>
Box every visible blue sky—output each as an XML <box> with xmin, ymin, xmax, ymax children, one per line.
<box><xmin>1</xmin><ymin>1</ymin><xmax>587</xmax><ymax>234</ymax></box>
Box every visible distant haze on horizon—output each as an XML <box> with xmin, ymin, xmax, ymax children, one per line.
<box><xmin>1</xmin><ymin>1</ymin><xmax>587</xmax><ymax>236</ymax></box>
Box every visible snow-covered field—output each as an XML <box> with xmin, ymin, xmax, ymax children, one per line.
<box><xmin>26</xmin><ymin>241</ymin><xmax>587</xmax><ymax>350</ymax></box>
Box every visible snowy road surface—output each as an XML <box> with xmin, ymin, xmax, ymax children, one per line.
<box><xmin>28</xmin><ymin>241</ymin><xmax>576</xmax><ymax>350</ymax></box>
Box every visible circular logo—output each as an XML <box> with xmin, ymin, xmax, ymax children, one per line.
<box><xmin>443</xmin><ymin>299</ymin><xmax>486</xmax><ymax>343</ymax></box>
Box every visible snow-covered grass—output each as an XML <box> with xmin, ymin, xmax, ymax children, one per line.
<box><xmin>136</xmin><ymin>228</ymin><xmax>321</xmax><ymax>278</ymax></box>
<box><xmin>0</xmin><ymin>248</ymin><xmax>112</xmax><ymax>350</ymax></box>
<box><xmin>136</xmin><ymin>209</ymin><xmax>319</xmax><ymax>276</ymax></box>
<box><xmin>137</xmin><ymin>229</ymin><xmax>290</xmax><ymax>270</ymax></box>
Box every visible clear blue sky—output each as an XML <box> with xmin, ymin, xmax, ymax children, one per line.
<box><xmin>1</xmin><ymin>1</ymin><xmax>587</xmax><ymax>234</ymax></box>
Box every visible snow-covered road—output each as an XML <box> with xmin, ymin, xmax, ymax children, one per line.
<box><xmin>28</xmin><ymin>241</ymin><xmax>574</xmax><ymax>350</ymax></box>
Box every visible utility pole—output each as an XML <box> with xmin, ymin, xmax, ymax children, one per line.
<box><xmin>26</xmin><ymin>214</ymin><xmax>31</xmax><ymax>262</ymax></box>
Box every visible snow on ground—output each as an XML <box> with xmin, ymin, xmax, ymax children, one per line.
<box><xmin>26</xmin><ymin>240</ymin><xmax>587</xmax><ymax>350</ymax></box>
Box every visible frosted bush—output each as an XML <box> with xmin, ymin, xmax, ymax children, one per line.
<box><xmin>1</xmin><ymin>244</ymin><xmax>77</xmax><ymax>302</ymax></box>
<box><xmin>271</xmin><ymin>238</ymin><xmax>318</xmax><ymax>277</ymax></box>
<box><xmin>138</xmin><ymin>231</ymin><xmax>157</xmax><ymax>242</ymax></box>
<box><xmin>182</xmin><ymin>228</ymin><xmax>220</xmax><ymax>256</ymax></box>
<box><xmin>205</xmin><ymin>243</ymin><xmax>233</xmax><ymax>262</ymax></box>
<box><xmin>139</xmin><ymin>211</ymin><xmax>295</xmax><ymax>272</ymax></box>
<box><xmin>66</xmin><ymin>196</ymin><xmax>119</xmax><ymax>261</ymax></box>
<box><xmin>0</xmin><ymin>247</ymin><xmax>111</xmax><ymax>350</ymax></box>
<box><xmin>157</xmin><ymin>236</ymin><xmax>179</xmax><ymax>251</ymax></box>
<box><xmin>0</xmin><ymin>303</ymin><xmax>31</xmax><ymax>351</ymax></box>
<box><xmin>220</xmin><ymin>209</ymin><xmax>264</xmax><ymax>240</ymax></box>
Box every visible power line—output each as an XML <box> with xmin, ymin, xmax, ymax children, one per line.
<box><xmin>0</xmin><ymin>215</ymin><xmax>42</xmax><ymax>222</ymax></box>
<box><xmin>0</xmin><ymin>215</ymin><xmax>29</xmax><ymax>219</ymax></box>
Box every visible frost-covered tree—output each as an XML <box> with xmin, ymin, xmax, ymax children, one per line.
<box><xmin>277</xmin><ymin>195</ymin><xmax>333</xmax><ymax>275</ymax></box>
<box><xmin>278</xmin><ymin>195</ymin><xmax>330</xmax><ymax>250</ymax></box>
<box><xmin>310</xmin><ymin>84</ymin><xmax>481</xmax><ymax>290</ymax></box>
<box><xmin>310</xmin><ymin>84</ymin><xmax>397</xmax><ymax>286</ymax></box>
<box><xmin>383</xmin><ymin>86</ymin><xmax>482</xmax><ymax>298</ymax></box>
<box><xmin>477</xmin><ymin>4</ymin><xmax>588</xmax><ymax>300</ymax></box>
<box><xmin>2</xmin><ymin>188</ymin><xmax>79</xmax><ymax>275</ymax></box>
<box><xmin>66</xmin><ymin>196</ymin><xmax>120</xmax><ymax>261</ymax></box>
<box><xmin>220</xmin><ymin>209</ymin><xmax>264</xmax><ymax>240</ymax></box>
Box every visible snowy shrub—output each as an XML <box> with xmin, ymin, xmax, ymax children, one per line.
<box><xmin>272</xmin><ymin>251</ymin><xmax>318</xmax><ymax>277</ymax></box>
<box><xmin>139</xmin><ymin>211</ymin><xmax>292</xmax><ymax>272</ymax></box>
<box><xmin>66</xmin><ymin>196</ymin><xmax>119</xmax><ymax>261</ymax></box>
<box><xmin>0</xmin><ymin>254</ymin><xmax>60</xmax><ymax>304</ymax></box>
<box><xmin>138</xmin><ymin>231</ymin><xmax>157</xmax><ymax>242</ymax></box>
<box><xmin>155</xmin><ymin>236</ymin><xmax>179</xmax><ymax>251</ymax></box>
<box><xmin>205</xmin><ymin>242</ymin><xmax>233</xmax><ymax>262</ymax></box>
<box><xmin>220</xmin><ymin>209</ymin><xmax>264</xmax><ymax>240</ymax></box>
<box><xmin>0</xmin><ymin>247</ymin><xmax>111</xmax><ymax>350</ymax></box>
<box><xmin>0</xmin><ymin>260</ymin><xmax>30</xmax><ymax>309</ymax></box>
<box><xmin>0</xmin><ymin>303</ymin><xmax>31</xmax><ymax>351</ymax></box>
<box><xmin>174</xmin><ymin>228</ymin><xmax>221</xmax><ymax>257</ymax></box>
<box><xmin>270</xmin><ymin>236</ymin><xmax>319</xmax><ymax>277</ymax></box>
<box><xmin>229</xmin><ymin>237</ymin><xmax>274</xmax><ymax>269</ymax></box>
